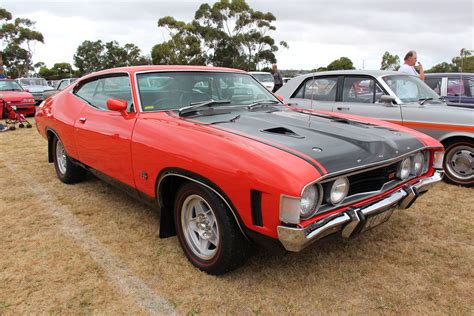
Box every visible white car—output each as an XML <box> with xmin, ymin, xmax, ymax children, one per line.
<box><xmin>249</xmin><ymin>71</ymin><xmax>274</xmax><ymax>91</ymax></box>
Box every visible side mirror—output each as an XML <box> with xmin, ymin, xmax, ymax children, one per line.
<box><xmin>107</xmin><ymin>98</ymin><xmax>128</xmax><ymax>114</ymax></box>
<box><xmin>274</xmin><ymin>94</ymin><xmax>284</xmax><ymax>102</ymax></box>
<box><xmin>380</xmin><ymin>95</ymin><xmax>396</xmax><ymax>105</ymax></box>
<box><xmin>24</xmin><ymin>89</ymin><xmax>30</xmax><ymax>92</ymax></box>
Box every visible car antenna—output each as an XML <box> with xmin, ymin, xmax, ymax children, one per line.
<box><xmin>309</xmin><ymin>71</ymin><xmax>315</xmax><ymax>127</ymax></box>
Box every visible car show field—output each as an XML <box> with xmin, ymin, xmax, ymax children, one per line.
<box><xmin>1</xmin><ymin>127</ymin><xmax>473</xmax><ymax>314</ymax></box>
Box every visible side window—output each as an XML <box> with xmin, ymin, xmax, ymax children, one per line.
<box><xmin>75</xmin><ymin>80</ymin><xmax>99</xmax><ymax>104</ymax></box>
<box><xmin>294</xmin><ymin>77</ymin><xmax>337</xmax><ymax>101</ymax></box>
<box><xmin>342</xmin><ymin>77</ymin><xmax>376</xmax><ymax>103</ymax></box>
<box><xmin>75</xmin><ymin>75</ymin><xmax>133</xmax><ymax>111</ymax></box>
<box><xmin>58</xmin><ymin>81</ymin><xmax>69</xmax><ymax>90</ymax></box>
<box><xmin>375</xmin><ymin>84</ymin><xmax>385</xmax><ymax>103</ymax></box>
<box><xmin>424</xmin><ymin>78</ymin><xmax>442</xmax><ymax>94</ymax></box>
<box><xmin>447</xmin><ymin>78</ymin><xmax>466</xmax><ymax>96</ymax></box>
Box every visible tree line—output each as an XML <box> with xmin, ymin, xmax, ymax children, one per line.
<box><xmin>1</xmin><ymin>1</ymin><xmax>472</xmax><ymax>80</ymax></box>
<box><xmin>380</xmin><ymin>49</ymin><xmax>473</xmax><ymax>73</ymax></box>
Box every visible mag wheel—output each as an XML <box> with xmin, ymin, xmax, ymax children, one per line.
<box><xmin>443</xmin><ymin>141</ymin><xmax>474</xmax><ymax>187</ymax></box>
<box><xmin>52</xmin><ymin>136</ymin><xmax>86</xmax><ymax>184</ymax></box>
<box><xmin>174</xmin><ymin>182</ymin><xmax>251</xmax><ymax>275</ymax></box>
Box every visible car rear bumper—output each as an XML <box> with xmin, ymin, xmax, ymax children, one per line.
<box><xmin>277</xmin><ymin>170</ymin><xmax>443</xmax><ymax>252</ymax></box>
<box><xmin>12</xmin><ymin>105</ymin><xmax>36</xmax><ymax>116</ymax></box>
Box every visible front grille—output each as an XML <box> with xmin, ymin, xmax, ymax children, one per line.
<box><xmin>347</xmin><ymin>162</ymin><xmax>399</xmax><ymax>196</ymax></box>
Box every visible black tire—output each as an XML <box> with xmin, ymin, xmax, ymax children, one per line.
<box><xmin>443</xmin><ymin>140</ymin><xmax>474</xmax><ymax>187</ymax></box>
<box><xmin>52</xmin><ymin>136</ymin><xmax>86</xmax><ymax>184</ymax></box>
<box><xmin>174</xmin><ymin>182</ymin><xmax>251</xmax><ymax>275</ymax></box>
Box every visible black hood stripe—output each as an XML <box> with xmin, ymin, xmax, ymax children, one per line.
<box><xmin>167</xmin><ymin>108</ymin><xmax>424</xmax><ymax>175</ymax></box>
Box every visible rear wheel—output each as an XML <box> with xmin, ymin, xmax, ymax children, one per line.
<box><xmin>443</xmin><ymin>140</ymin><xmax>474</xmax><ymax>187</ymax></box>
<box><xmin>174</xmin><ymin>182</ymin><xmax>251</xmax><ymax>275</ymax></box>
<box><xmin>52</xmin><ymin>136</ymin><xmax>86</xmax><ymax>184</ymax></box>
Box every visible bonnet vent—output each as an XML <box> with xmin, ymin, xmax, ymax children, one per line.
<box><xmin>261</xmin><ymin>127</ymin><xmax>304</xmax><ymax>139</ymax></box>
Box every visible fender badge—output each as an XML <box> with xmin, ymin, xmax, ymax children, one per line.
<box><xmin>312</xmin><ymin>147</ymin><xmax>322</xmax><ymax>152</ymax></box>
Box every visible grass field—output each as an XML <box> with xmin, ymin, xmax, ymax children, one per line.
<box><xmin>0</xmin><ymin>126</ymin><xmax>473</xmax><ymax>314</ymax></box>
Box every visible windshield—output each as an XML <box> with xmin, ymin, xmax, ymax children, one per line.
<box><xmin>252</xmin><ymin>73</ymin><xmax>274</xmax><ymax>83</ymax></box>
<box><xmin>137</xmin><ymin>71</ymin><xmax>279</xmax><ymax>111</ymax></box>
<box><xmin>382</xmin><ymin>75</ymin><xmax>439</xmax><ymax>103</ymax></box>
<box><xmin>19</xmin><ymin>78</ymin><xmax>48</xmax><ymax>86</ymax></box>
<box><xmin>0</xmin><ymin>80</ymin><xmax>23</xmax><ymax>91</ymax></box>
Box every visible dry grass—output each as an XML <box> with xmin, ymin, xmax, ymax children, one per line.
<box><xmin>0</xmin><ymin>126</ymin><xmax>473</xmax><ymax>315</ymax></box>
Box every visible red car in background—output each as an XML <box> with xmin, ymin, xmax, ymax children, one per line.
<box><xmin>35</xmin><ymin>66</ymin><xmax>444</xmax><ymax>274</ymax></box>
<box><xmin>0</xmin><ymin>79</ymin><xmax>36</xmax><ymax>116</ymax></box>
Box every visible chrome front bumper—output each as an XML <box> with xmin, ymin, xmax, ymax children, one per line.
<box><xmin>277</xmin><ymin>170</ymin><xmax>443</xmax><ymax>252</ymax></box>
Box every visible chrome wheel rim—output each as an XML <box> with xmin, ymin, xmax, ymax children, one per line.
<box><xmin>181</xmin><ymin>194</ymin><xmax>219</xmax><ymax>260</ymax></box>
<box><xmin>446</xmin><ymin>145</ymin><xmax>474</xmax><ymax>181</ymax></box>
<box><xmin>56</xmin><ymin>139</ymin><xmax>67</xmax><ymax>175</ymax></box>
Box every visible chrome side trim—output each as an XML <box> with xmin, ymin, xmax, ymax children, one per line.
<box><xmin>157</xmin><ymin>173</ymin><xmax>248</xmax><ymax>239</ymax></box>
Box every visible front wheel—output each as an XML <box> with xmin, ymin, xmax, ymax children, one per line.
<box><xmin>443</xmin><ymin>140</ymin><xmax>474</xmax><ymax>187</ymax></box>
<box><xmin>52</xmin><ymin>136</ymin><xmax>86</xmax><ymax>184</ymax></box>
<box><xmin>174</xmin><ymin>182</ymin><xmax>251</xmax><ymax>275</ymax></box>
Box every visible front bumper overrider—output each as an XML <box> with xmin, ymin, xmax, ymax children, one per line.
<box><xmin>277</xmin><ymin>170</ymin><xmax>443</xmax><ymax>252</ymax></box>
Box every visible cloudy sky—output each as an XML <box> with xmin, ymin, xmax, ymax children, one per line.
<box><xmin>3</xmin><ymin>0</ymin><xmax>473</xmax><ymax>70</ymax></box>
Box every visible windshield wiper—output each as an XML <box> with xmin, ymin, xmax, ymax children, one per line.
<box><xmin>208</xmin><ymin>114</ymin><xmax>241</xmax><ymax>125</ymax></box>
<box><xmin>419</xmin><ymin>97</ymin><xmax>434</xmax><ymax>105</ymax></box>
<box><xmin>247</xmin><ymin>99</ymin><xmax>280</xmax><ymax>110</ymax></box>
<box><xmin>178</xmin><ymin>99</ymin><xmax>231</xmax><ymax>116</ymax></box>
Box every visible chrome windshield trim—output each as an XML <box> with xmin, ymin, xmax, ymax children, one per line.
<box><xmin>133</xmin><ymin>70</ymin><xmax>275</xmax><ymax>113</ymax></box>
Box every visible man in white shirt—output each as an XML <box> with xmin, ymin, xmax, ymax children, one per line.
<box><xmin>399</xmin><ymin>50</ymin><xmax>425</xmax><ymax>80</ymax></box>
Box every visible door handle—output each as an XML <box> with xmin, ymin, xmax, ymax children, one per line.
<box><xmin>79</xmin><ymin>117</ymin><xmax>87</xmax><ymax>123</ymax></box>
<box><xmin>337</xmin><ymin>107</ymin><xmax>350</xmax><ymax>111</ymax></box>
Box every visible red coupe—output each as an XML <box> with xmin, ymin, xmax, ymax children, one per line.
<box><xmin>0</xmin><ymin>79</ymin><xmax>36</xmax><ymax>116</ymax></box>
<box><xmin>36</xmin><ymin>66</ymin><xmax>444</xmax><ymax>274</ymax></box>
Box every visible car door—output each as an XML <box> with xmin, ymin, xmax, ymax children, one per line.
<box><xmin>287</xmin><ymin>76</ymin><xmax>338</xmax><ymax>111</ymax></box>
<box><xmin>72</xmin><ymin>74</ymin><xmax>138</xmax><ymax>188</ymax></box>
<box><xmin>334</xmin><ymin>76</ymin><xmax>403</xmax><ymax>122</ymax></box>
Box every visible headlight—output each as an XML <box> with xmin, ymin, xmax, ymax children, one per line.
<box><xmin>300</xmin><ymin>185</ymin><xmax>320</xmax><ymax>218</ymax></box>
<box><xmin>412</xmin><ymin>152</ymin><xmax>424</xmax><ymax>176</ymax></box>
<box><xmin>398</xmin><ymin>158</ymin><xmax>411</xmax><ymax>180</ymax></box>
<box><xmin>328</xmin><ymin>177</ymin><xmax>349</xmax><ymax>205</ymax></box>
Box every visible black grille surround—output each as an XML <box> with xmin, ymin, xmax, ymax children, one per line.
<box><xmin>347</xmin><ymin>162</ymin><xmax>399</xmax><ymax>196</ymax></box>
<box><xmin>318</xmin><ymin>160</ymin><xmax>403</xmax><ymax>213</ymax></box>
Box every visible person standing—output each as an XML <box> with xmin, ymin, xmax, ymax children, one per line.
<box><xmin>271</xmin><ymin>64</ymin><xmax>283</xmax><ymax>92</ymax></box>
<box><xmin>399</xmin><ymin>50</ymin><xmax>425</xmax><ymax>80</ymax></box>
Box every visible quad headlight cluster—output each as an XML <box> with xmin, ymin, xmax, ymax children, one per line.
<box><xmin>397</xmin><ymin>151</ymin><xmax>428</xmax><ymax>180</ymax></box>
<box><xmin>280</xmin><ymin>150</ymin><xmax>431</xmax><ymax>224</ymax></box>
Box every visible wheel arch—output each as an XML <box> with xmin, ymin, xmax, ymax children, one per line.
<box><xmin>46</xmin><ymin>127</ymin><xmax>61</xmax><ymax>163</ymax></box>
<box><xmin>439</xmin><ymin>134</ymin><xmax>474</xmax><ymax>147</ymax></box>
<box><xmin>155</xmin><ymin>168</ymin><xmax>249</xmax><ymax>241</ymax></box>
